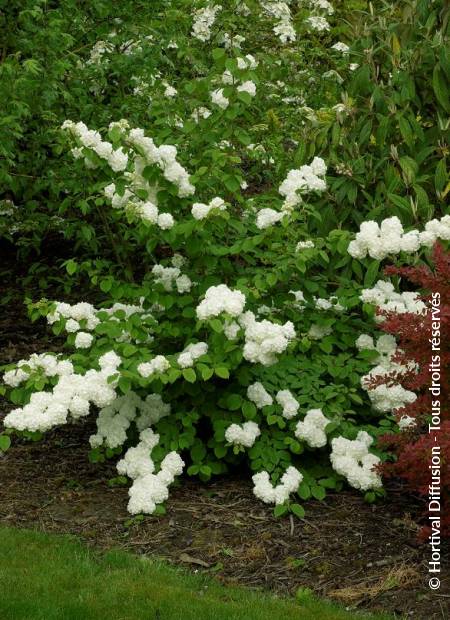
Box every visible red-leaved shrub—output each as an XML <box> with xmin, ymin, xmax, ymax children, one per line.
<box><xmin>377</xmin><ymin>243</ymin><xmax>450</xmax><ymax>538</ymax></box>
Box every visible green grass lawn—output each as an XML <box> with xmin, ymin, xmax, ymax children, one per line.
<box><xmin>0</xmin><ymin>526</ymin><xmax>393</xmax><ymax>620</ymax></box>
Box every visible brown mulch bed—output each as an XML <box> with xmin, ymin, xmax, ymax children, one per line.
<box><xmin>0</xmin><ymin>424</ymin><xmax>449</xmax><ymax>620</ymax></box>
<box><xmin>0</xmin><ymin>257</ymin><xmax>449</xmax><ymax>620</ymax></box>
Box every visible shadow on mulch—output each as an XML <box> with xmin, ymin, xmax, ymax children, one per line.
<box><xmin>0</xmin><ymin>253</ymin><xmax>448</xmax><ymax>620</ymax></box>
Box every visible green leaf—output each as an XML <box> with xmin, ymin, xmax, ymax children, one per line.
<box><xmin>226</xmin><ymin>394</ymin><xmax>242</xmax><ymax>410</ymax></box>
<box><xmin>191</xmin><ymin>443</ymin><xmax>207</xmax><ymax>463</ymax></box>
<box><xmin>65</xmin><ymin>260</ymin><xmax>78</xmax><ymax>276</ymax></box>
<box><xmin>0</xmin><ymin>435</ymin><xmax>11</xmax><ymax>452</ymax></box>
<box><xmin>183</xmin><ymin>368</ymin><xmax>197</xmax><ymax>383</ymax></box>
<box><xmin>364</xmin><ymin>260</ymin><xmax>380</xmax><ymax>287</ymax></box>
<box><xmin>201</xmin><ymin>366</ymin><xmax>214</xmax><ymax>381</ymax></box>
<box><xmin>237</xmin><ymin>91</ymin><xmax>252</xmax><ymax>105</ymax></box>
<box><xmin>297</xmin><ymin>482</ymin><xmax>311</xmax><ymax>500</ymax></box>
<box><xmin>215</xmin><ymin>367</ymin><xmax>230</xmax><ymax>379</ymax></box>
<box><xmin>214</xmin><ymin>445</ymin><xmax>227</xmax><ymax>458</ymax></box>
<box><xmin>212</xmin><ymin>48</ymin><xmax>226</xmax><ymax>61</ymax></box>
<box><xmin>122</xmin><ymin>344</ymin><xmax>137</xmax><ymax>357</ymax></box>
<box><xmin>242</xmin><ymin>401</ymin><xmax>257</xmax><ymax>420</ymax></box>
<box><xmin>290</xmin><ymin>503</ymin><xmax>305</xmax><ymax>518</ymax></box>
<box><xmin>311</xmin><ymin>485</ymin><xmax>326</xmax><ymax>501</ymax></box>
<box><xmin>398</xmin><ymin>156</ymin><xmax>418</xmax><ymax>186</ymax></box>
<box><xmin>210</xmin><ymin>319</ymin><xmax>223</xmax><ymax>333</ymax></box>
<box><xmin>433</xmin><ymin>64</ymin><xmax>450</xmax><ymax>112</ymax></box>
<box><xmin>273</xmin><ymin>504</ymin><xmax>289</xmax><ymax>517</ymax></box>
<box><xmin>100</xmin><ymin>279</ymin><xmax>112</xmax><ymax>293</ymax></box>
<box><xmin>319</xmin><ymin>477</ymin><xmax>337</xmax><ymax>489</ymax></box>
<box><xmin>435</xmin><ymin>159</ymin><xmax>448</xmax><ymax>194</ymax></box>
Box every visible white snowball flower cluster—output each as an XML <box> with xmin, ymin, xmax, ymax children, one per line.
<box><xmin>260</xmin><ymin>1</ymin><xmax>296</xmax><ymax>43</ymax></box>
<box><xmin>117</xmin><ymin>428</ymin><xmax>159</xmax><ymax>479</ymax></box>
<box><xmin>211</xmin><ymin>88</ymin><xmax>229</xmax><ymax>109</ymax></box>
<box><xmin>296</xmin><ymin>240</ymin><xmax>315</xmax><ymax>251</ymax></box>
<box><xmin>309</xmin><ymin>0</ymin><xmax>334</xmax><ymax>15</ymax></box>
<box><xmin>163</xmin><ymin>82</ymin><xmax>177</xmax><ymax>98</ymax></box>
<box><xmin>177</xmin><ymin>342</ymin><xmax>208</xmax><ymax>368</ymax></box>
<box><xmin>348</xmin><ymin>215</ymin><xmax>450</xmax><ymax>260</ymax></box>
<box><xmin>220</xmin><ymin>32</ymin><xmax>246</xmax><ymax>49</ymax></box>
<box><xmin>225</xmin><ymin>421</ymin><xmax>260</xmax><ymax>447</ymax></box>
<box><xmin>361</xmin><ymin>280</ymin><xmax>427</xmax><ymax>317</ymax></box>
<box><xmin>3</xmin><ymin>353</ymin><xmax>73</xmax><ymax>388</ymax></box>
<box><xmin>128</xmin><ymin>127</ymin><xmax>195</xmax><ymax>198</ymax></box>
<box><xmin>305</xmin><ymin>16</ymin><xmax>331</xmax><ymax>32</ymax></box>
<box><xmin>295</xmin><ymin>408</ymin><xmax>329</xmax><ymax>448</ymax></box>
<box><xmin>314</xmin><ymin>296</ymin><xmax>345</xmax><ymax>313</ymax></box>
<box><xmin>127</xmin><ymin>451</ymin><xmax>184</xmax><ymax>515</ymax></box>
<box><xmin>135</xmin><ymin>394</ymin><xmax>171</xmax><ymax>431</ymax></box>
<box><xmin>47</xmin><ymin>301</ymin><xmax>100</xmax><ymax>331</ymax></box>
<box><xmin>252</xmin><ymin>466</ymin><xmax>303</xmax><ymax>505</ymax></box>
<box><xmin>357</xmin><ymin>334</ymin><xmax>417</xmax><ymax>414</ymax></box>
<box><xmin>196</xmin><ymin>285</ymin><xmax>246</xmax><ymax>320</ymax></box>
<box><xmin>398</xmin><ymin>415</ymin><xmax>416</xmax><ymax>430</ymax></box>
<box><xmin>247</xmin><ymin>382</ymin><xmax>273</xmax><ymax>408</ymax></box>
<box><xmin>46</xmin><ymin>299</ymin><xmax>150</xmax><ymax>346</ymax></box>
<box><xmin>289</xmin><ymin>289</ymin><xmax>306</xmax><ymax>309</ymax></box>
<box><xmin>89</xmin><ymin>391</ymin><xmax>171</xmax><ymax>448</ymax></box>
<box><xmin>224</xmin><ymin>320</ymin><xmax>241</xmax><ymax>340</ymax></box>
<box><xmin>307</xmin><ymin>324</ymin><xmax>332</xmax><ymax>340</ymax></box>
<box><xmin>239</xmin><ymin>311</ymin><xmax>296</xmax><ymax>365</ymax></box>
<box><xmin>256</xmin><ymin>208</ymin><xmax>285</xmax><ymax>230</ymax></box>
<box><xmin>62</xmin><ymin>121</ymin><xmax>128</xmax><ymax>172</ymax></box>
<box><xmin>355</xmin><ymin>333</ymin><xmax>397</xmax><ymax>356</ymax></box>
<box><xmin>191</xmin><ymin>106</ymin><xmax>212</xmax><ymax>122</ymax></box>
<box><xmin>237</xmin><ymin>80</ymin><xmax>257</xmax><ymax>97</ymax></box>
<box><xmin>279</xmin><ymin>157</ymin><xmax>327</xmax><ymax>211</ymax></box>
<box><xmin>5</xmin><ymin>352</ymin><xmax>121</xmax><ymax>433</ymax></box>
<box><xmin>118</xmin><ymin>428</ymin><xmax>184</xmax><ymax>515</ymax></box>
<box><xmin>191</xmin><ymin>197</ymin><xmax>226</xmax><ymax>220</ymax></box>
<box><xmin>276</xmin><ymin>390</ymin><xmax>299</xmax><ymax>419</ymax></box>
<box><xmin>152</xmin><ymin>264</ymin><xmax>192</xmax><ymax>293</ymax></box>
<box><xmin>191</xmin><ymin>4</ymin><xmax>222</xmax><ymax>41</ymax></box>
<box><xmin>237</xmin><ymin>54</ymin><xmax>259</xmax><ymax>69</ymax></box>
<box><xmin>137</xmin><ymin>355</ymin><xmax>170</xmax><ymax>379</ymax></box>
<box><xmin>84</xmin><ymin>40</ymin><xmax>114</xmax><ymax>66</ymax></box>
<box><xmin>289</xmin><ymin>291</ymin><xmax>344</xmax><ymax>314</ymax></box>
<box><xmin>366</xmin><ymin>383</ymin><xmax>417</xmax><ymax>414</ymax></box>
<box><xmin>330</xmin><ymin>431</ymin><xmax>382</xmax><ymax>491</ymax></box>
<box><xmin>74</xmin><ymin>332</ymin><xmax>94</xmax><ymax>349</ymax></box>
<box><xmin>331</xmin><ymin>42</ymin><xmax>350</xmax><ymax>54</ymax></box>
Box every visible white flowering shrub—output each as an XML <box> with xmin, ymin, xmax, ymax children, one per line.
<box><xmin>2</xmin><ymin>92</ymin><xmax>395</xmax><ymax>518</ymax></box>
<box><xmin>1</xmin><ymin>0</ymin><xmax>448</xmax><ymax>520</ymax></box>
